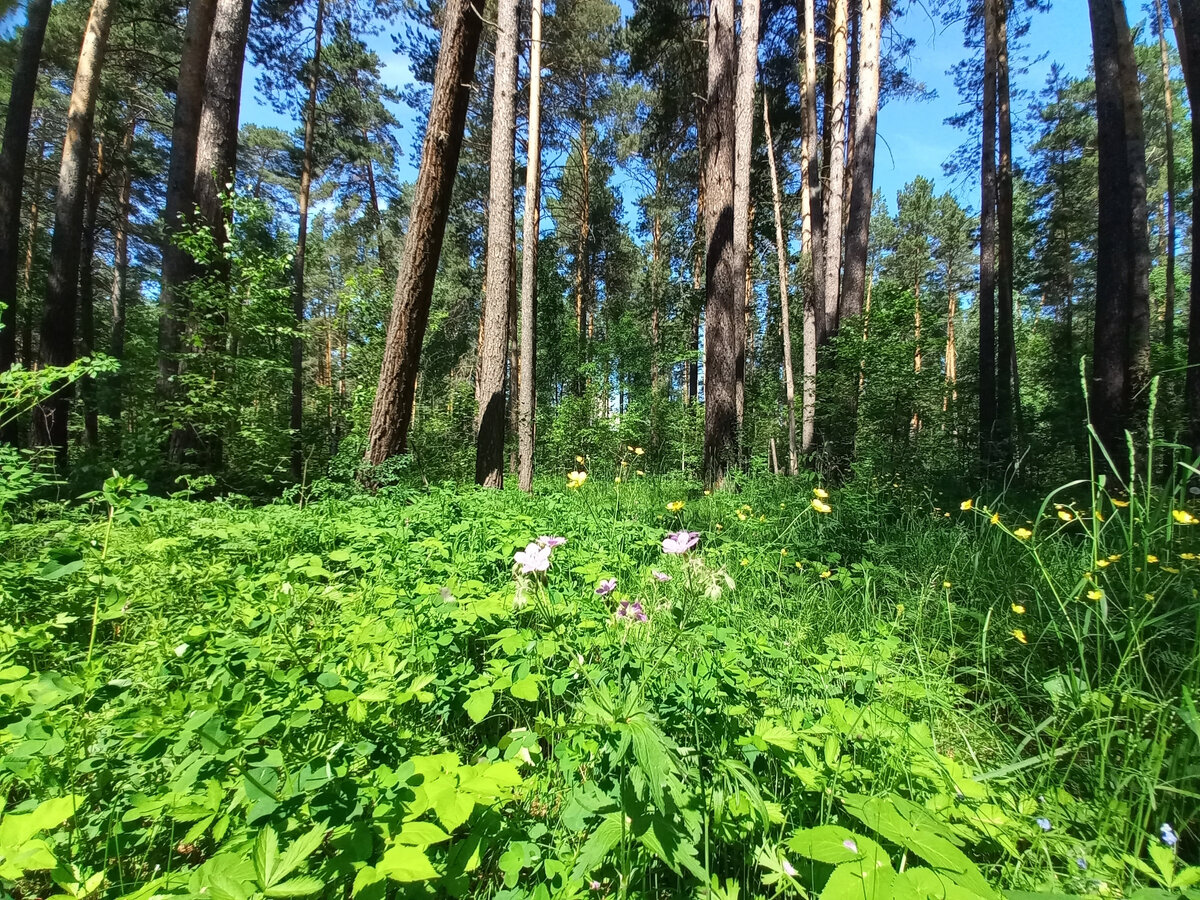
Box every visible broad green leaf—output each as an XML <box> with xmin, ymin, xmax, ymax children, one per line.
<box><xmin>820</xmin><ymin>855</ymin><xmax>895</xmax><ymax>900</ymax></box>
<box><xmin>264</xmin><ymin>876</ymin><xmax>324</xmax><ymax>897</ymax></box>
<box><xmin>464</xmin><ymin>689</ymin><xmax>494</xmax><ymax>723</ymax></box>
<box><xmin>789</xmin><ymin>825</ymin><xmax>877</xmax><ymax>865</ymax></box>
<box><xmin>378</xmin><ymin>844</ymin><xmax>439</xmax><ymax>882</ymax></box>
<box><xmin>254</xmin><ymin>827</ymin><xmax>280</xmax><ymax>886</ymax></box>
<box><xmin>510</xmin><ymin>676</ymin><xmax>540</xmax><ymax>702</ymax></box>
<box><xmin>395</xmin><ymin>821</ymin><xmax>451</xmax><ymax>846</ymax></box>
<box><xmin>273</xmin><ymin>826</ymin><xmax>326</xmax><ymax>884</ymax></box>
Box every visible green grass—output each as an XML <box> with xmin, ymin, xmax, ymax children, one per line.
<box><xmin>0</xmin><ymin>467</ymin><xmax>1197</xmax><ymax>898</ymax></box>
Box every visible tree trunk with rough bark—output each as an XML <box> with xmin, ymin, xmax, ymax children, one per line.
<box><xmin>996</xmin><ymin>0</ymin><xmax>1014</xmax><ymax>456</ymax></box>
<box><xmin>0</xmin><ymin>0</ymin><xmax>52</xmax><ymax>401</ymax></box>
<box><xmin>703</xmin><ymin>0</ymin><xmax>737</xmax><ymax>487</ymax></box>
<box><xmin>475</xmin><ymin>0</ymin><xmax>519</xmax><ymax>487</ymax></box>
<box><xmin>108</xmin><ymin>112</ymin><xmax>134</xmax><ymax>439</ymax></box>
<box><xmin>364</xmin><ymin>0</ymin><xmax>482</xmax><ymax>467</ymax></box>
<box><xmin>158</xmin><ymin>0</ymin><xmax>217</xmax><ymax>396</ymax></box>
<box><xmin>839</xmin><ymin>0</ymin><xmax>880</xmax><ymax>323</ymax></box>
<box><xmin>764</xmin><ymin>96</ymin><xmax>797</xmax><ymax>475</ymax></box>
<box><xmin>800</xmin><ymin>0</ymin><xmax>820</xmax><ymax>452</ymax></box>
<box><xmin>34</xmin><ymin>0</ymin><xmax>116</xmax><ymax>465</ymax></box>
<box><xmin>1156</xmin><ymin>0</ymin><xmax>1177</xmax><ymax>348</ymax></box>
<box><xmin>732</xmin><ymin>0</ymin><xmax>759</xmax><ymax>433</ymax></box>
<box><xmin>22</xmin><ymin>140</ymin><xmax>46</xmax><ymax>369</ymax></box>
<box><xmin>80</xmin><ymin>142</ymin><xmax>106</xmax><ymax>447</ymax></box>
<box><xmin>978</xmin><ymin>0</ymin><xmax>997</xmax><ymax>465</ymax></box>
<box><xmin>518</xmin><ymin>0</ymin><xmax>542</xmax><ymax>493</ymax></box>
<box><xmin>821</xmin><ymin>0</ymin><xmax>848</xmax><ymax>343</ymax></box>
<box><xmin>291</xmin><ymin>0</ymin><xmax>326</xmax><ymax>482</ymax></box>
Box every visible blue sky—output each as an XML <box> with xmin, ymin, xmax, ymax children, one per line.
<box><xmin>239</xmin><ymin>0</ymin><xmax>1107</xmax><ymax>219</ymax></box>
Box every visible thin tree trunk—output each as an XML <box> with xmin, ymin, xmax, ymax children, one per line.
<box><xmin>732</xmin><ymin>0</ymin><xmax>759</xmax><ymax>434</ymax></box>
<box><xmin>0</xmin><ymin>0</ymin><xmax>52</xmax><ymax>401</ymax></box>
<box><xmin>764</xmin><ymin>96</ymin><xmax>797</xmax><ymax>475</ymax></box>
<box><xmin>821</xmin><ymin>0</ymin><xmax>848</xmax><ymax>342</ymax></box>
<box><xmin>364</xmin><ymin>0</ymin><xmax>483</xmax><ymax>467</ymax></box>
<box><xmin>978</xmin><ymin>0</ymin><xmax>998</xmax><ymax>465</ymax></box>
<box><xmin>1156</xmin><ymin>0</ymin><xmax>1177</xmax><ymax>348</ymax></box>
<box><xmin>474</xmin><ymin>0</ymin><xmax>519</xmax><ymax>487</ymax></box>
<box><xmin>110</xmin><ymin>115</ymin><xmax>134</xmax><ymax>365</ymax></box>
<box><xmin>291</xmin><ymin>0</ymin><xmax>326</xmax><ymax>482</ymax></box>
<box><xmin>80</xmin><ymin>140</ymin><xmax>106</xmax><ymax>448</ymax></box>
<box><xmin>687</xmin><ymin>167</ymin><xmax>704</xmax><ymax>404</ymax></box>
<box><xmin>703</xmin><ymin>0</ymin><xmax>737</xmax><ymax>487</ymax></box>
<box><xmin>996</xmin><ymin>0</ymin><xmax>1014</xmax><ymax>455</ymax></box>
<box><xmin>34</xmin><ymin>0</ymin><xmax>116</xmax><ymax>465</ymax></box>
<box><xmin>839</xmin><ymin>0</ymin><xmax>880</xmax><ymax>322</ymax></box>
<box><xmin>800</xmin><ymin>0</ymin><xmax>820</xmax><ymax>452</ymax></box>
<box><xmin>22</xmin><ymin>141</ymin><xmax>45</xmax><ymax>369</ymax></box>
<box><xmin>518</xmin><ymin>0</ymin><xmax>542</xmax><ymax>493</ymax></box>
<box><xmin>158</xmin><ymin>0</ymin><xmax>218</xmax><ymax>396</ymax></box>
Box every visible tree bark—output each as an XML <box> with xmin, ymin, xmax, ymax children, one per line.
<box><xmin>764</xmin><ymin>96</ymin><xmax>797</xmax><ymax>475</ymax></box>
<box><xmin>34</xmin><ymin>0</ymin><xmax>116</xmax><ymax>465</ymax></box>
<box><xmin>800</xmin><ymin>0</ymin><xmax>820</xmax><ymax>452</ymax></box>
<box><xmin>703</xmin><ymin>0</ymin><xmax>737</xmax><ymax>487</ymax></box>
<box><xmin>1155</xmin><ymin>0</ymin><xmax>1176</xmax><ymax>348</ymax></box>
<box><xmin>996</xmin><ymin>0</ymin><xmax>1014</xmax><ymax>455</ymax></box>
<box><xmin>821</xmin><ymin>0</ymin><xmax>848</xmax><ymax>342</ymax></box>
<box><xmin>732</xmin><ymin>0</ymin><xmax>759</xmax><ymax>433</ymax></box>
<box><xmin>22</xmin><ymin>140</ymin><xmax>46</xmax><ymax>369</ymax></box>
<box><xmin>364</xmin><ymin>0</ymin><xmax>482</xmax><ymax>467</ymax></box>
<box><xmin>475</xmin><ymin>0</ymin><xmax>519</xmax><ymax>487</ymax></box>
<box><xmin>110</xmin><ymin>115</ymin><xmax>135</xmax><ymax>368</ymax></box>
<box><xmin>518</xmin><ymin>0</ymin><xmax>542</xmax><ymax>493</ymax></box>
<box><xmin>1170</xmin><ymin>0</ymin><xmax>1200</xmax><ymax>451</ymax></box>
<box><xmin>0</xmin><ymin>0</ymin><xmax>52</xmax><ymax>400</ymax></box>
<box><xmin>80</xmin><ymin>141</ymin><xmax>106</xmax><ymax>448</ymax></box>
<box><xmin>291</xmin><ymin>0</ymin><xmax>326</xmax><ymax>482</ymax></box>
<box><xmin>158</xmin><ymin>0</ymin><xmax>218</xmax><ymax>396</ymax></box>
<box><xmin>839</xmin><ymin>0</ymin><xmax>880</xmax><ymax>324</ymax></box>
<box><xmin>978</xmin><ymin>0</ymin><xmax>997</xmax><ymax>465</ymax></box>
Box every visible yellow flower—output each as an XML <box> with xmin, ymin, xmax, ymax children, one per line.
<box><xmin>614</xmin><ymin>476</ymin><xmax>621</xmax><ymax>484</ymax></box>
<box><xmin>567</xmin><ymin>470</ymin><xmax>588</xmax><ymax>489</ymax></box>
<box><xmin>811</xmin><ymin>498</ymin><xmax>832</xmax><ymax>514</ymax></box>
<box><xmin>1014</xmin><ymin>528</ymin><xmax>1033</xmax><ymax>540</ymax></box>
<box><xmin>1096</xmin><ymin>559</ymin><xmax>1110</xmax><ymax>568</ymax></box>
<box><xmin>636</xmin><ymin>470</ymin><xmax>645</xmax><ymax>476</ymax></box>
<box><xmin>1111</xmin><ymin>498</ymin><xmax>1130</xmax><ymax>508</ymax></box>
<box><xmin>1164</xmin><ymin>566</ymin><xmax>1180</xmax><ymax>574</ymax></box>
<box><xmin>1058</xmin><ymin>509</ymin><xmax>1073</xmax><ymax>522</ymax></box>
<box><xmin>740</xmin><ymin>558</ymin><xmax>750</xmax><ymax>567</ymax></box>
<box><xmin>1145</xmin><ymin>593</ymin><xmax>1156</xmax><ymax>602</ymax></box>
<box><xmin>813</xmin><ymin>487</ymin><xmax>829</xmax><ymax>500</ymax></box>
<box><xmin>1012</xmin><ymin>629</ymin><xmax>1028</xmax><ymax>644</ymax></box>
<box><xmin>1182</xmin><ymin>552</ymin><xmax>1197</xmax><ymax>560</ymax></box>
<box><xmin>1095</xmin><ymin>511</ymin><xmax>1104</xmax><ymax>521</ymax></box>
<box><xmin>704</xmin><ymin>490</ymin><xmax>711</xmax><ymax>496</ymax></box>
<box><xmin>990</xmin><ymin>512</ymin><xmax>1001</xmax><ymax>525</ymax></box>
<box><xmin>820</xmin><ymin>570</ymin><xmax>831</xmax><ymax>579</ymax></box>
<box><xmin>667</xmin><ymin>500</ymin><xmax>685</xmax><ymax>512</ymax></box>
<box><xmin>1087</xmin><ymin>589</ymin><xmax>1103</xmax><ymax>601</ymax></box>
<box><xmin>943</xmin><ymin>581</ymin><xmax>952</xmax><ymax>589</ymax></box>
<box><xmin>1108</xmin><ymin>554</ymin><xmax>1121</xmax><ymax>561</ymax></box>
<box><xmin>715</xmin><ymin>523</ymin><xmax>723</xmax><ymax>529</ymax></box>
<box><xmin>737</xmin><ymin>512</ymin><xmax>748</xmax><ymax>521</ymax></box>
<box><xmin>1011</xmin><ymin>603</ymin><xmax>1026</xmax><ymax>615</ymax></box>
<box><xmin>960</xmin><ymin>499</ymin><xmax>973</xmax><ymax>511</ymax></box>
<box><xmin>634</xmin><ymin>447</ymin><xmax>645</xmax><ymax>456</ymax></box>
<box><xmin>944</xmin><ymin>512</ymin><xmax>950</xmax><ymax>518</ymax></box>
<box><xmin>1147</xmin><ymin>554</ymin><xmax>1159</xmax><ymax>564</ymax></box>
<box><xmin>1173</xmin><ymin>509</ymin><xmax>1199</xmax><ymax>525</ymax></box>
<box><xmin>896</xmin><ymin>603</ymin><xmax>905</xmax><ymax>615</ymax></box>
<box><xmin>794</xmin><ymin>561</ymin><xmax>803</xmax><ymax>569</ymax></box>
<box><xmin>575</xmin><ymin>455</ymin><xmax>585</xmax><ymax>464</ymax></box>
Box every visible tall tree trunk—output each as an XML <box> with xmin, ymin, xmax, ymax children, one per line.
<box><xmin>732</xmin><ymin>0</ymin><xmax>759</xmax><ymax>434</ymax></box>
<box><xmin>703</xmin><ymin>0</ymin><xmax>737</xmax><ymax>487</ymax></box>
<box><xmin>475</xmin><ymin>0</ymin><xmax>519</xmax><ymax>487</ymax></box>
<box><xmin>944</xmin><ymin>263</ymin><xmax>958</xmax><ymax>415</ymax></box>
<box><xmin>573</xmin><ymin>121</ymin><xmax>591</xmax><ymax>397</ymax></box>
<box><xmin>1156</xmin><ymin>0</ymin><xmax>1176</xmax><ymax>348</ymax></box>
<box><xmin>80</xmin><ymin>141</ymin><xmax>106</xmax><ymax>448</ymax></box>
<box><xmin>158</xmin><ymin>0</ymin><xmax>218</xmax><ymax>396</ymax></box>
<box><xmin>22</xmin><ymin>140</ymin><xmax>46</xmax><ymax>369</ymax></box>
<box><xmin>34</xmin><ymin>0</ymin><xmax>116</xmax><ymax>465</ymax></box>
<box><xmin>291</xmin><ymin>0</ymin><xmax>326</xmax><ymax>482</ymax></box>
<box><xmin>996</xmin><ymin>0</ymin><xmax>1014</xmax><ymax>456</ymax></box>
<box><xmin>518</xmin><ymin>0</ymin><xmax>542</xmax><ymax>493</ymax></box>
<box><xmin>110</xmin><ymin>115</ymin><xmax>134</xmax><ymax>369</ymax></box>
<box><xmin>978</xmin><ymin>0</ymin><xmax>998</xmax><ymax>465</ymax></box>
<box><xmin>0</xmin><ymin>0</ymin><xmax>52</xmax><ymax>403</ymax></box>
<box><xmin>687</xmin><ymin>166</ymin><xmax>704</xmax><ymax>405</ymax></box>
<box><xmin>821</xmin><ymin>0</ymin><xmax>848</xmax><ymax>342</ymax></box>
<box><xmin>764</xmin><ymin>96</ymin><xmax>797</xmax><ymax>475</ymax></box>
<box><xmin>362</xmin><ymin>125</ymin><xmax>387</xmax><ymax>264</ymax></box>
<box><xmin>1170</xmin><ymin>0</ymin><xmax>1200</xmax><ymax>451</ymax></box>
<box><xmin>839</xmin><ymin>0</ymin><xmax>880</xmax><ymax>324</ymax></box>
<box><xmin>363</xmin><ymin>0</ymin><xmax>482</xmax><ymax>466</ymax></box>
<box><xmin>800</xmin><ymin>0</ymin><xmax>821</xmax><ymax>452</ymax></box>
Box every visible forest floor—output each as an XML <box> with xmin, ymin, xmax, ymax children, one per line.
<box><xmin>0</xmin><ymin>470</ymin><xmax>1197</xmax><ymax>898</ymax></box>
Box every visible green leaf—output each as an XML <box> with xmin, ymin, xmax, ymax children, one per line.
<box><xmin>378</xmin><ymin>844</ymin><xmax>440</xmax><ymax>882</ymax></box>
<box><xmin>788</xmin><ymin>825</ymin><xmax>875</xmax><ymax>865</ymax></box>
<box><xmin>821</xmin><ymin>855</ymin><xmax>895</xmax><ymax>900</ymax></box>
<box><xmin>265</xmin><ymin>876</ymin><xmax>324</xmax><ymax>897</ymax></box>
<box><xmin>254</xmin><ymin>827</ymin><xmax>280</xmax><ymax>886</ymax></box>
<box><xmin>395</xmin><ymin>821</ymin><xmax>451</xmax><ymax>846</ymax></box>
<box><xmin>273</xmin><ymin>826</ymin><xmax>326</xmax><ymax>884</ymax></box>
<box><xmin>571</xmin><ymin>815</ymin><xmax>624</xmax><ymax>881</ymax></box>
<box><xmin>464</xmin><ymin>689</ymin><xmax>495</xmax><ymax>723</ymax></box>
<box><xmin>510</xmin><ymin>676</ymin><xmax>539</xmax><ymax>702</ymax></box>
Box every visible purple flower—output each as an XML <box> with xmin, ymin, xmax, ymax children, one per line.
<box><xmin>514</xmin><ymin>542</ymin><xmax>552</xmax><ymax>574</ymax></box>
<box><xmin>538</xmin><ymin>535</ymin><xmax>567</xmax><ymax>548</ymax></box>
<box><xmin>595</xmin><ymin>578</ymin><xmax>617</xmax><ymax>596</ymax></box>
<box><xmin>662</xmin><ymin>530</ymin><xmax>700</xmax><ymax>555</ymax></box>
<box><xmin>1036</xmin><ymin>818</ymin><xmax>1052</xmax><ymax>833</ymax></box>
<box><xmin>842</xmin><ymin>838</ymin><xmax>858</xmax><ymax>854</ymax></box>
<box><xmin>781</xmin><ymin>858</ymin><xmax>797</xmax><ymax>877</ymax></box>
<box><xmin>651</xmin><ymin>570</ymin><xmax>672</xmax><ymax>583</ymax></box>
<box><xmin>589</xmin><ymin>881</ymin><xmax>602</xmax><ymax>892</ymax></box>
<box><xmin>1075</xmin><ymin>857</ymin><xmax>1088</xmax><ymax>871</ymax></box>
<box><xmin>615</xmin><ymin>600</ymin><xmax>648</xmax><ymax>623</ymax></box>
<box><xmin>1161</xmin><ymin>823</ymin><xmax>1178</xmax><ymax>848</ymax></box>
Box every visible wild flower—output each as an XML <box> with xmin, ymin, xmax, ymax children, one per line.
<box><xmin>842</xmin><ymin>838</ymin><xmax>858</xmax><ymax>853</ymax></box>
<box><xmin>575</xmin><ymin>455</ymin><xmax>584</xmax><ymax>463</ymax></box>
<box><xmin>1036</xmin><ymin>818</ymin><xmax>1052</xmax><ymax>832</ymax></box>
<box><xmin>595</xmin><ymin>578</ymin><xmax>617</xmax><ymax>596</ymax></box>
<box><xmin>1161</xmin><ymin>823</ymin><xmax>1178</xmax><ymax>848</ymax></box>
<box><xmin>1087</xmin><ymin>589</ymin><xmax>1103</xmax><ymax>601</ymax></box>
<box><xmin>943</xmin><ymin>580</ymin><xmax>952</xmax><ymax>588</ymax></box>
<box><xmin>614</xmin><ymin>476</ymin><xmax>621</xmax><ymax>484</ymax></box>
<box><xmin>1076</xmin><ymin>858</ymin><xmax>1088</xmax><ymax>871</ymax></box>
<box><xmin>961</xmin><ymin>499</ymin><xmax>973</xmax><ymax>511</ymax></box>
<box><xmin>1182</xmin><ymin>552</ymin><xmax>1197</xmax><ymax>560</ymax></box>
<box><xmin>820</xmin><ymin>570</ymin><xmax>831</xmax><ymax>579</ymax></box>
<box><xmin>737</xmin><ymin>512</ymin><xmax>748</xmax><ymax>521</ymax></box>
<box><xmin>650</xmin><ymin>570</ymin><xmax>672</xmax><ymax>583</ymax></box>
<box><xmin>662</xmin><ymin>530</ymin><xmax>700</xmax><ymax>554</ymax></box>
<box><xmin>1111</xmin><ymin>498</ymin><xmax>1130</xmax><ymax>508</ymax></box>
<box><xmin>590</xmin><ymin>880</ymin><xmax>602</xmax><ymax>891</ymax></box>
<box><xmin>1058</xmin><ymin>509</ymin><xmax>1073</xmax><ymax>522</ymax></box>
<box><xmin>667</xmin><ymin>500</ymin><xmax>685</xmax><ymax>512</ymax></box>
<box><xmin>781</xmin><ymin>858</ymin><xmax>797</xmax><ymax>877</ymax></box>
<box><xmin>567</xmin><ymin>470</ymin><xmax>588</xmax><ymax>489</ymax></box>
<box><xmin>634</xmin><ymin>447</ymin><xmax>645</xmax><ymax>456</ymax></box>
<box><xmin>515</xmin><ymin>542</ymin><xmax>552</xmax><ymax>574</ymax></box>
<box><xmin>1012</xmin><ymin>603</ymin><xmax>1026</xmax><ymax>614</ymax></box>
<box><xmin>813</xmin><ymin>487</ymin><xmax>829</xmax><ymax>499</ymax></box>
<box><xmin>1147</xmin><ymin>554</ymin><xmax>1159</xmax><ymax>564</ymax></box>
<box><xmin>990</xmin><ymin>512</ymin><xmax>1001</xmax><ymax>525</ymax></box>
<box><xmin>1172</xmin><ymin>510</ymin><xmax>1198</xmax><ymax>525</ymax></box>
<box><xmin>811</xmin><ymin>498</ymin><xmax>832</xmax><ymax>514</ymax></box>
<box><xmin>1096</xmin><ymin>559</ymin><xmax>1110</xmax><ymax>568</ymax></box>
<box><xmin>1014</xmin><ymin>528</ymin><xmax>1033</xmax><ymax>540</ymax></box>
<box><xmin>537</xmin><ymin>536</ymin><xmax>566</xmax><ymax>548</ymax></box>
<box><xmin>1013</xmin><ymin>629</ymin><xmax>1029</xmax><ymax>644</ymax></box>
<box><xmin>615</xmin><ymin>600</ymin><xmax>648</xmax><ymax>623</ymax></box>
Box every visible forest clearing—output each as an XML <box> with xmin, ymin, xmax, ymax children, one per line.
<box><xmin>2</xmin><ymin>0</ymin><xmax>1200</xmax><ymax>894</ymax></box>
